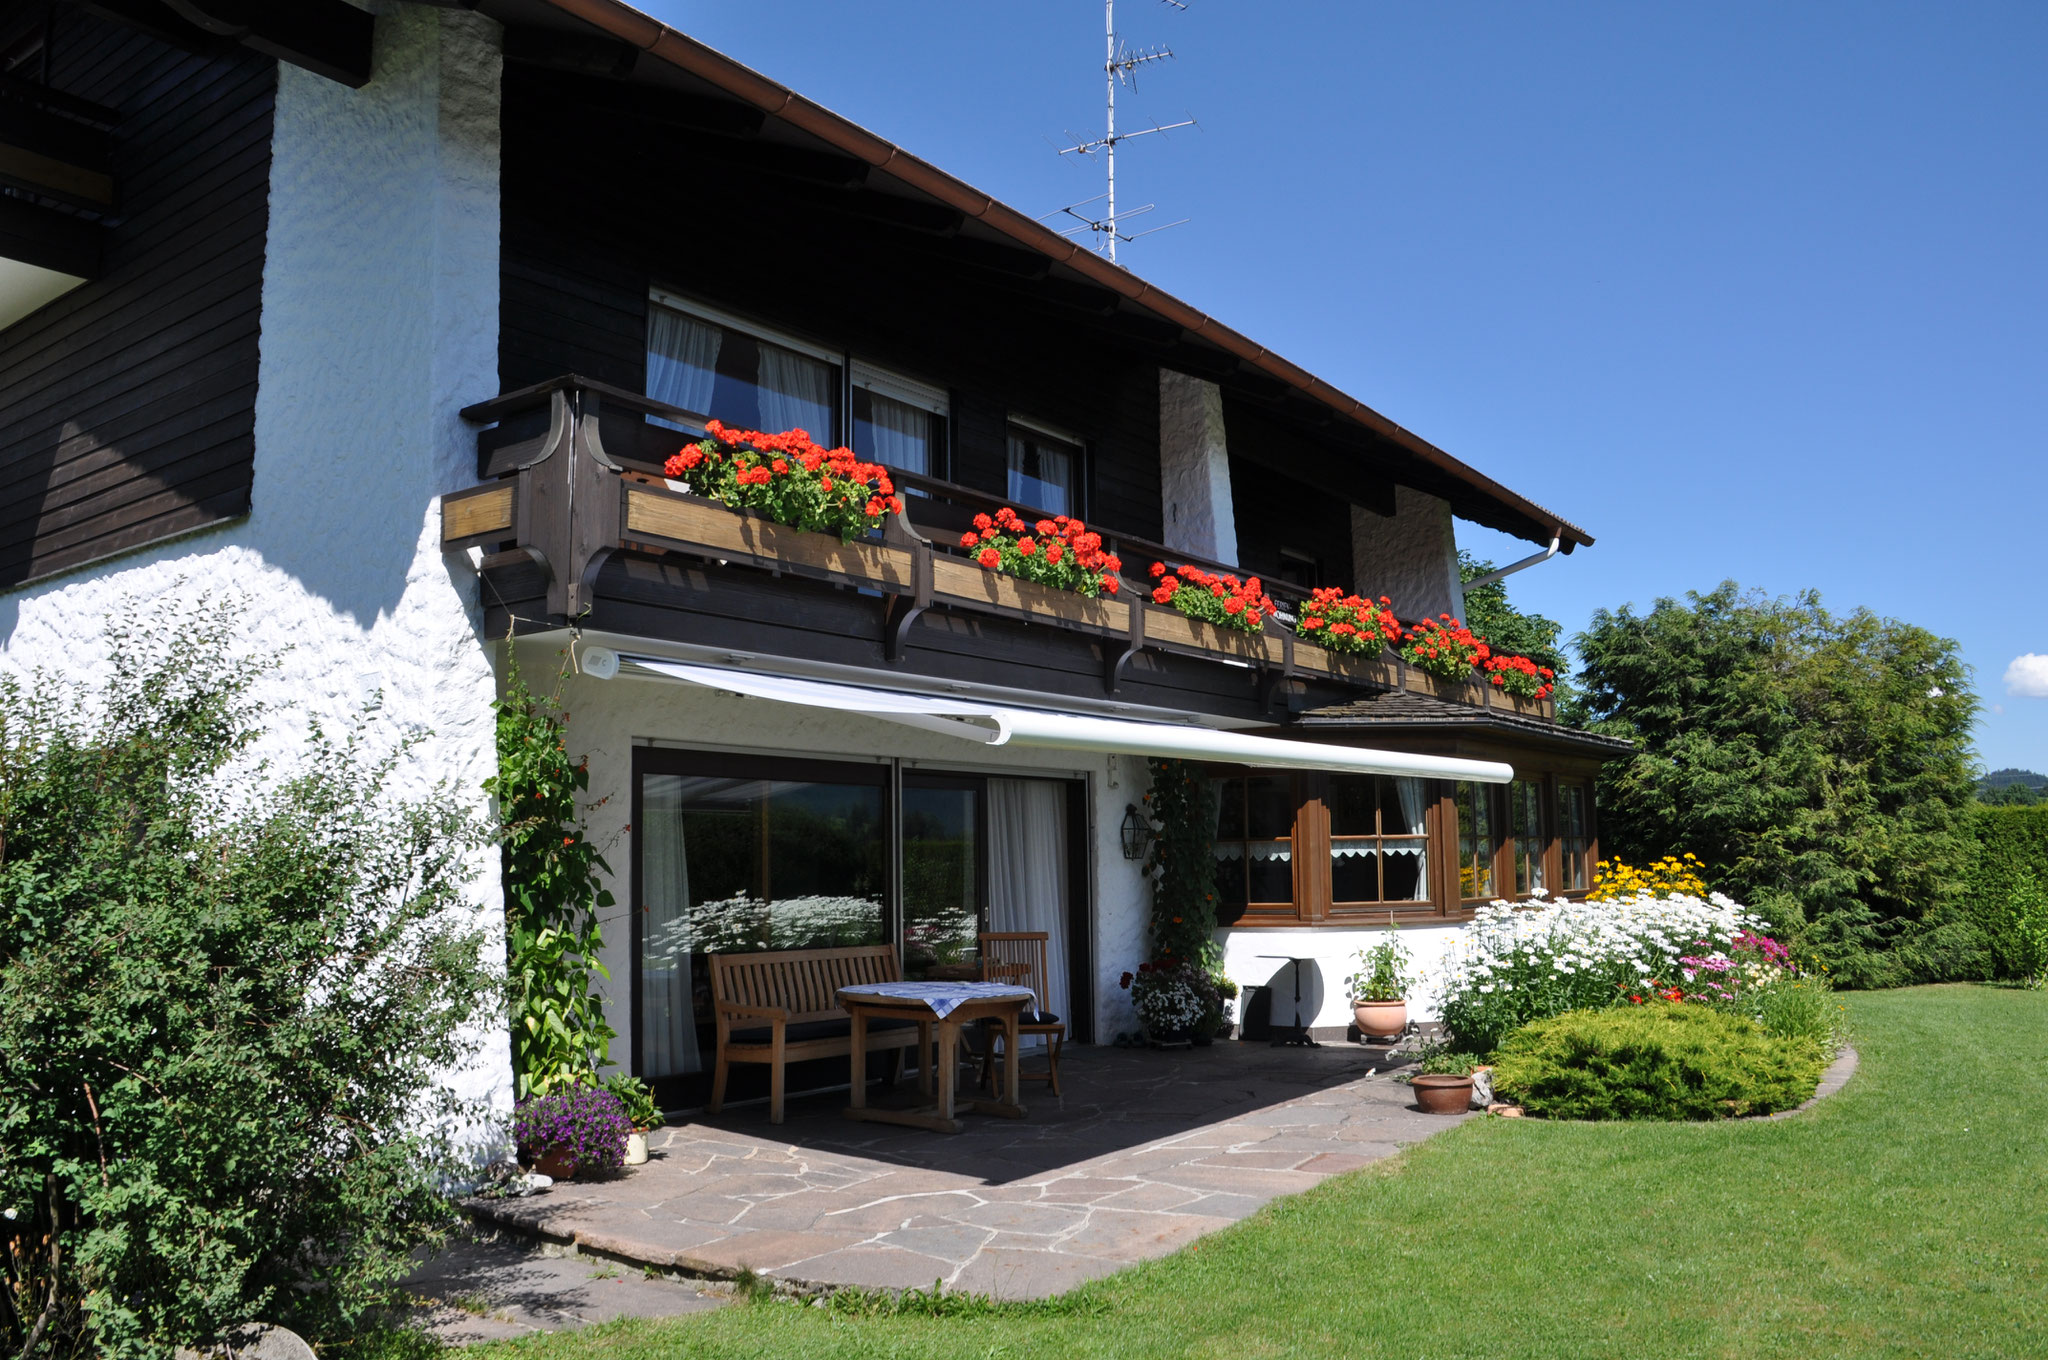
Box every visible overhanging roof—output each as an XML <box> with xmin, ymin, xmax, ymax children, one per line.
<box><xmin>479</xmin><ymin>0</ymin><xmax>1594</xmax><ymax>553</ymax></box>
<box><xmin>626</xmin><ymin>658</ymin><xmax>1515</xmax><ymax>783</ymax></box>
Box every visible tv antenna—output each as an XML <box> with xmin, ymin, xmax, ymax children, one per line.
<box><xmin>1051</xmin><ymin>0</ymin><xmax>1195</xmax><ymax>263</ymax></box>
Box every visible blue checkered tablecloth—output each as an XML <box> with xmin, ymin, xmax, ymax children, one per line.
<box><xmin>838</xmin><ymin>981</ymin><xmax>1037</xmax><ymax>1020</ymax></box>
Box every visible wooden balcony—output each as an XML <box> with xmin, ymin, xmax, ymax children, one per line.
<box><xmin>444</xmin><ymin>376</ymin><xmax>1556</xmax><ymax>726</ymax></box>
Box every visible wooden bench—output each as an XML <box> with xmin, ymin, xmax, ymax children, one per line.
<box><xmin>707</xmin><ymin>944</ymin><xmax>929</xmax><ymax>1124</ymax></box>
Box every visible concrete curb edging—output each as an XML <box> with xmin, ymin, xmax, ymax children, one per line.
<box><xmin>1765</xmin><ymin>1044</ymin><xmax>1858</xmax><ymax>1120</ymax></box>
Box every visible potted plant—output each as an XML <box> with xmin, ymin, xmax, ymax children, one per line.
<box><xmin>1410</xmin><ymin>1048</ymin><xmax>1482</xmax><ymax>1115</ymax></box>
<box><xmin>1345</xmin><ymin>920</ymin><xmax>1415</xmax><ymax>1040</ymax></box>
<box><xmin>1121</xmin><ymin>961</ymin><xmax>1206</xmax><ymax>1047</ymax></box>
<box><xmin>512</xmin><ymin>1083</ymin><xmax>632</xmax><ymax>1181</ymax></box>
<box><xmin>603</xmin><ymin>1073</ymin><xmax>664</xmax><ymax>1166</ymax></box>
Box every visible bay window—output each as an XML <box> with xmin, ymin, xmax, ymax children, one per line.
<box><xmin>1327</xmin><ymin>774</ymin><xmax>1430</xmax><ymax>907</ymax></box>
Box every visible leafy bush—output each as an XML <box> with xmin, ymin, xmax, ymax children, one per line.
<box><xmin>0</xmin><ymin>604</ymin><xmax>494</xmax><ymax>1358</ymax></box>
<box><xmin>1141</xmin><ymin>758</ymin><xmax>1219</xmax><ymax>970</ymax></box>
<box><xmin>603</xmin><ymin>1073</ymin><xmax>664</xmax><ymax>1131</ymax></box>
<box><xmin>1964</xmin><ymin>806</ymin><xmax>2048</xmax><ymax>986</ymax></box>
<box><xmin>1437</xmin><ymin>890</ymin><xmax>1768</xmax><ymax>1055</ymax></box>
<box><xmin>1490</xmin><ymin>1005</ymin><xmax>1829</xmax><ymax>1120</ymax></box>
<box><xmin>512</xmin><ymin>1085</ymin><xmax>632</xmax><ymax>1176</ymax></box>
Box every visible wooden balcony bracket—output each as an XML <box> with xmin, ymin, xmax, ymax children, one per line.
<box><xmin>884</xmin><ymin>508</ymin><xmax>935</xmax><ymax>663</ymax></box>
<box><xmin>1104</xmin><ymin>593</ymin><xmax>1146</xmax><ymax>693</ymax></box>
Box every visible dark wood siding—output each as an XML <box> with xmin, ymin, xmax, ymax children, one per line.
<box><xmin>1228</xmin><ymin>456</ymin><xmax>1356</xmax><ymax>594</ymax></box>
<box><xmin>0</xmin><ymin>9</ymin><xmax>274</xmax><ymax>590</ymax></box>
<box><xmin>498</xmin><ymin>66</ymin><xmax>1164</xmax><ymax>540</ymax></box>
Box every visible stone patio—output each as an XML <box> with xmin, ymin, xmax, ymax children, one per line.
<box><xmin>469</xmin><ymin>1040</ymin><xmax>1468</xmax><ymax>1299</ymax></box>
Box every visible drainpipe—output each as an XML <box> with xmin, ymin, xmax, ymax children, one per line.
<box><xmin>1463</xmin><ymin>530</ymin><xmax>1562</xmax><ymax>592</ymax></box>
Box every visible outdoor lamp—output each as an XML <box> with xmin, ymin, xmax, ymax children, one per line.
<box><xmin>1120</xmin><ymin>803</ymin><xmax>1152</xmax><ymax>860</ymax></box>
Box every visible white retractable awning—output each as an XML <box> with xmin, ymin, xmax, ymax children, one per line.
<box><xmin>626</xmin><ymin>658</ymin><xmax>1513</xmax><ymax>783</ymax></box>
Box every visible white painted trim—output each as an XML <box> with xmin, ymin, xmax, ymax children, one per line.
<box><xmin>851</xmin><ymin>360</ymin><xmax>949</xmax><ymax>415</ymax></box>
<box><xmin>646</xmin><ymin>287</ymin><xmax>844</xmax><ymax>367</ymax></box>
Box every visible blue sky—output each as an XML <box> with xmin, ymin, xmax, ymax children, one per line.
<box><xmin>642</xmin><ymin>1</ymin><xmax>2047</xmax><ymax>772</ymax></box>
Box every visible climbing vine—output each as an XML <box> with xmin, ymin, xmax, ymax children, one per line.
<box><xmin>485</xmin><ymin>646</ymin><xmax>617</xmax><ymax>1098</ymax></box>
<box><xmin>1142</xmin><ymin>757</ymin><xmax>1221</xmax><ymax>970</ymax></box>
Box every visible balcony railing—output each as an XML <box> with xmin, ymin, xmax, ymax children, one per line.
<box><xmin>442</xmin><ymin>375</ymin><xmax>1555</xmax><ymax>722</ymax></box>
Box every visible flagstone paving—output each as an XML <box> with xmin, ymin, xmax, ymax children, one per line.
<box><xmin>468</xmin><ymin>1041</ymin><xmax>1468</xmax><ymax>1299</ymax></box>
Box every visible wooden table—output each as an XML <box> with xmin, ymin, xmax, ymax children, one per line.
<box><xmin>838</xmin><ymin>983</ymin><xmax>1033</xmax><ymax>1133</ymax></box>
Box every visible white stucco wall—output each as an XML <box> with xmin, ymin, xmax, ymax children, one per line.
<box><xmin>1157</xmin><ymin>368</ymin><xmax>1239</xmax><ymax>565</ymax></box>
<box><xmin>0</xmin><ymin>5</ymin><xmax>510</xmax><ymax>1108</ymax></box>
<box><xmin>1217</xmin><ymin>921</ymin><xmax>1462</xmax><ymax>1034</ymax></box>
<box><xmin>531</xmin><ymin>646</ymin><xmax>1156</xmax><ymax>1062</ymax></box>
<box><xmin>1352</xmin><ymin>486</ymin><xmax>1466</xmax><ymax>622</ymax></box>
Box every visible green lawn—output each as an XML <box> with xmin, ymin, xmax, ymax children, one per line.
<box><xmin>473</xmin><ymin>986</ymin><xmax>2046</xmax><ymax>1360</ymax></box>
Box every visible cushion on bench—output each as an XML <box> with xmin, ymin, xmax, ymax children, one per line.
<box><xmin>726</xmin><ymin>1016</ymin><xmax>920</xmax><ymax>1047</ymax></box>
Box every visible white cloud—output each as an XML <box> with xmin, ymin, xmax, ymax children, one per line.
<box><xmin>2005</xmin><ymin>654</ymin><xmax>2048</xmax><ymax>698</ymax></box>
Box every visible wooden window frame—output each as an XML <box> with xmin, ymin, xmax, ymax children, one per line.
<box><xmin>1003</xmin><ymin>414</ymin><xmax>1089</xmax><ymax>521</ymax></box>
<box><xmin>1322</xmin><ymin>772</ymin><xmax>1438</xmax><ymax>920</ymax></box>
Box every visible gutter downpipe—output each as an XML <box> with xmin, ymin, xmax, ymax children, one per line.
<box><xmin>1463</xmin><ymin>531</ymin><xmax>1563</xmax><ymax>592</ymax></box>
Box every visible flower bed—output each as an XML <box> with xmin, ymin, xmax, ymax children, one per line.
<box><xmin>1436</xmin><ymin>889</ymin><xmax>1773</xmax><ymax>1055</ymax></box>
<box><xmin>1399</xmin><ymin>615</ymin><xmax>1489</xmax><ymax>680</ymax></box>
<box><xmin>959</xmin><ymin>508</ymin><xmax>1122</xmax><ymax>597</ymax></box>
<box><xmin>1296</xmin><ymin>588</ymin><xmax>1401</xmax><ymax>655</ymax></box>
<box><xmin>664</xmin><ymin>420</ymin><xmax>903</xmax><ymax>543</ymax></box>
<box><xmin>1481</xmin><ymin>652</ymin><xmax>1554</xmax><ymax>699</ymax></box>
<box><xmin>1148</xmin><ymin>563</ymin><xmax>1271</xmax><ymax>633</ymax></box>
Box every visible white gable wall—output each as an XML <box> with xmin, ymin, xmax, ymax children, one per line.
<box><xmin>0</xmin><ymin>4</ymin><xmax>512</xmax><ymax>1111</ymax></box>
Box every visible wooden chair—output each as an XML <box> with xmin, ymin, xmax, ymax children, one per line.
<box><xmin>707</xmin><ymin>944</ymin><xmax>927</xmax><ymax>1124</ymax></box>
<box><xmin>975</xmin><ymin>931</ymin><xmax>1065</xmax><ymax>1097</ymax></box>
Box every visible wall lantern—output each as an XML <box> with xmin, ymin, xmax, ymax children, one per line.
<box><xmin>1120</xmin><ymin>803</ymin><xmax>1153</xmax><ymax>861</ymax></box>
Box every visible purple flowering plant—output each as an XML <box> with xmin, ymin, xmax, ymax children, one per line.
<box><xmin>512</xmin><ymin>1084</ymin><xmax>632</xmax><ymax>1177</ymax></box>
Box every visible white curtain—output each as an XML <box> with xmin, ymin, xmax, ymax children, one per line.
<box><xmin>639</xmin><ymin>776</ymin><xmax>701</xmax><ymax>1077</ymax></box>
<box><xmin>757</xmin><ymin>343</ymin><xmax>836</xmax><ymax>437</ymax></box>
<box><xmin>862</xmin><ymin>389</ymin><xmax>931</xmax><ymax>474</ymax></box>
<box><xmin>986</xmin><ymin>779</ymin><xmax>1069</xmax><ymax>1033</ymax></box>
<box><xmin>1391</xmin><ymin>776</ymin><xmax>1429</xmax><ymax>899</ymax></box>
<box><xmin>646</xmin><ymin>307</ymin><xmax>721</xmax><ymax>420</ymax></box>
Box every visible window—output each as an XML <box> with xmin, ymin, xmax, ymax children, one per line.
<box><xmin>636</xmin><ymin>755</ymin><xmax>887</xmax><ymax>1081</ymax></box>
<box><xmin>1212</xmin><ymin>774</ymin><xmax>1295</xmax><ymax>923</ymax></box>
<box><xmin>1454</xmin><ymin>781</ymin><xmax>1499</xmax><ymax>901</ymax></box>
<box><xmin>646</xmin><ymin>292</ymin><xmax>840</xmax><ymax>439</ymax></box>
<box><xmin>1276</xmin><ymin>550</ymin><xmax>1322</xmax><ymax>592</ymax></box>
<box><xmin>901</xmin><ymin>777</ymin><xmax>980</xmax><ymax>978</ymax></box>
<box><xmin>1006</xmin><ymin>420</ymin><xmax>1082</xmax><ymax>516</ymax></box>
<box><xmin>1510</xmin><ymin>780</ymin><xmax>1546</xmax><ymax>895</ymax></box>
<box><xmin>1559</xmin><ymin>784</ymin><xmax>1592</xmax><ymax>892</ymax></box>
<box><xmin>1327</xmin><ymin>775</ymin><xmax>1430</xmax><ymax>905</ymax></box>
<box><xmin>852</xmin><ymin>363</ymin><xmax>948</xmax><ymax>479</ymax></box>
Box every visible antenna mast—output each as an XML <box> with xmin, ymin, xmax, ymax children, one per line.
<box><xmin>1053</xmin><ymin>0</ymin><xmax>1193</xmax><ymax>263</ymax></box>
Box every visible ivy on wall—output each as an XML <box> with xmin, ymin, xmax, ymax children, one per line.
<box><xmin>485</xmin><ymin>648</ymin><xmax>617</xmax><ymax>1098</ymax></box>
<box><xmin>1143</xmin><ymin>757</ymin><xmax>1220</xmax><ymax>969</ymax></box>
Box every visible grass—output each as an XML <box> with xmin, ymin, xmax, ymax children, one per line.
<box><xmin>470</xmin><ymin>986</ymin><xmax>2045</xmax><ymax>1359</ymax></box>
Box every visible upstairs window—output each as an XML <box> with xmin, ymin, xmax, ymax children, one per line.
<box><xmin>852</xmin><ymin>363</ymin><xmax>949</xmax><ymax>479</ymax></box>
<box><xmin>647</xmin><ymin>292</ymin><xmax>840</xmax><ymax>440</ymax></box>
<box><xmin>1327</xmin><ymin>775</ymin><xmax>1430</xmax><ymax>905</ymax></box>
<box><xmin>1006</xmin><ymin>419</ymin><xmax>1083</xmax><ymax>517</ymax></box>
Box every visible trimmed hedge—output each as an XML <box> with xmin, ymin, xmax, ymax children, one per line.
<box><xmin>1965</xmin><ymin>805</ymin><xmax>2048</xmax><ymax>983</ymax></box>
<box><xmin>1490</xmin><ymin>1004</ymin><xmax>1830</xmax><ymax>1121</ymax></box>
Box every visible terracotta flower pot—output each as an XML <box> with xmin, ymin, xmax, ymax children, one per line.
<box><xmin>1412</xmin><ymin>1073</ymin><xmax>1475</xmax><ymax>1115</ymax></box>
<box><xmin>1352</xmin><ymin>999</ymin><xmax>1407</xmax><ymax>1039</ymax></box>
<box><xmin>530</xmin><ymin>1147</ymin><xmax>577</xmax><ymax>1181</ymax></box>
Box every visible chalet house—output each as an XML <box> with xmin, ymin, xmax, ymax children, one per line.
<box><xmin>0</xmin><ymin>0</ymin><xmax>1629</xmax><ymax>1112</ymax></box>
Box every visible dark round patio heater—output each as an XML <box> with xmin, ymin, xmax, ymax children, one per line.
<box><xmin>1257</xmin><ymin>954</ymin><xmax>1320</xmax><ymax>1048</ymax></box>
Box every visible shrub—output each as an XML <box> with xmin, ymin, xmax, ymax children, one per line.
<box><xmin>1437</xmin><ymin>890</ymin><xmax>1768</xmax><ymax>1055</ymax></box>
<box><xmin>663</xmin><ymin>420</ymin><xmax>903</xmax><ymax>543</ymax></box>
<box><xmin>1294</xmin><ymin>588</ymin><xmax>1401</xmax><ymax>655</ymax></box>
<box><xmin>1147</xmin><ymin>562</ymin><xmax>1272</xmax><ymax>633</ymax></box>
<box><xmin>1965</xmin><ymin>806</ymin><xmax>2048</xmax><ymax>985</ymax></box>
<box><xmin>1140</xmin><ymin>758</ymin><xmax>1219</xmax><ymax>971</ymax></box>
<box><xmin>1490</xmin><ymin>1005</ymin><xmax>1829</xmax><ymax>1120</ymax></box>
<box><xmin>1399</xmin><ymin>615</ymin><xmax>1488</xmax><ymax>680</ymax></box>
<box><xmin>512</xmin><ymin>1085</ymin><xmax>632</xmax><ymax>1176</ymax></box>
<box><xmin>0</xmin><ymin>603</ymin><xmax>495</xmax><ymax>1358</ymax></box>
<box><xmin>959</xmin><ymin>508</ymin><xmax>1122</xmax><ymax>597</ymax></box>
